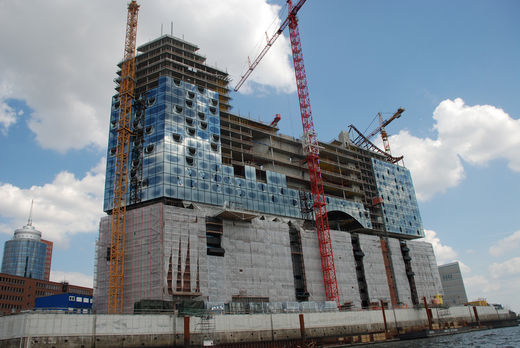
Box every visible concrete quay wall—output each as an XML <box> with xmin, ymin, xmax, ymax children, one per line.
<box><xmin>0</xmin><ymin>306</ymin><xmax>512</xmax><ymax>347</ymax></box>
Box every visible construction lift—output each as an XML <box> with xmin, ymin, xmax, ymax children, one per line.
<box><xmin>235</xmin><ymin>0</ymin><xmax>340</xmax><ymax>306</ymax></box>
<box><xmin>108</xmin><ymin>0</ymin><xmax>140</xmax><ymax>314</ymax></box>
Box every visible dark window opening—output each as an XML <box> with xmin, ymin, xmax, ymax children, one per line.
<box><xmin>206</xmin><ymin>217</ymin><xmax>224</xmax><ymax>257</ymax></box>
<box><xmin>145</xmin><ymin>144</ymin><xmax>154</xmax><ymax>154</ymax></box>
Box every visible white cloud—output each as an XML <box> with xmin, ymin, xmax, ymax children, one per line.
<box><xmin>0</xmin><ymin>158</ymin><xmax>106</xmax><ymax>247</ymax></box>
<box><xmin>489</xmin><ymin>257</ymin><xmax>520</xmax><ymax>279</ymax></box>
<box><xmin>489</xmin><ymin>230</ymin><xmax>520</xmax><ymax>257</ymax></box>
<box><xmin>0</xmin><ymin>0</ymin><xmax>294</xmax><ymax>152</ymax></box>
<box><xmin>390</xmin><ymin>131</ymin><xmax>464</xmax><ymax>201</ymax></box>
<box><xmin>464</xmin><ymin>275</ymin><xmax>501</xmax><ymax>296</ymax></box>
<box><xmin>421</xmin><ymin>229</ymin><xmax>458</xmax><ymax>265</ymax></box>
<box><xmin>0</xmin><ymin>82</ymin><xmax>22</xmax><ymax>135</ymax></box>
<box><xmin>137</xmin><ymin>0</ymin><xmax>296</xmax><ymax>95</ymax></box>
<box><xmin>50</xmin><ymin>270</ymin><xmax>93</xmax><ymax>288</ymax></box>
<box><xmin>391</xmin><ymin>98</ymin><xmax>520</xmax><ymax>200</ymax></box>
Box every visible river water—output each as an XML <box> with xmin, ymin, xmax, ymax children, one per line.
<box><xmin>374</xmin><ymin>326</ymin><xmax>520</xmax><ymax>348</ymax></box>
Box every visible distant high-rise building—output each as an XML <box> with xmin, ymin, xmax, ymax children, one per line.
<box><xmin>41</xmin><ymin>239</ymin><xmax>53</xmax><ymax>281</ymax></box>
<box><xmin>438</xmin><ymin>262</ymin><xmax>468</xmax><ymax>306</ymax></box>
<box><xmin>1</xmin><ymin>203</ymin><xmax>52</xmax><ymax>281</ymax></box>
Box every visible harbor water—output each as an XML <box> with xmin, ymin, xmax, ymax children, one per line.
<box><xmin>374</xmin><ymin>326</ymin><xmax>520</xmax><ymax>348</ymax></box>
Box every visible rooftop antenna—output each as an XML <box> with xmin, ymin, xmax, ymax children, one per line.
<box><xmin>171</xmin><ymin>21</ymin><xmax>173</xmax><ymax>35</ymax></box>
<box><xmin>161</xmin><ymin>23</ymin><xmax>163</xmax><ymax>36</ymax></box>
<box><xmin>28</xmin><ymin>200</ymin><xmax>34</xmax><ymax>226</ymax></box>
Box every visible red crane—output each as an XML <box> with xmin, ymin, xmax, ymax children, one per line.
<box><xmin>235</xmin><ymin>0</ymin><xmax>340</xmax><ymax>305</ymax></box>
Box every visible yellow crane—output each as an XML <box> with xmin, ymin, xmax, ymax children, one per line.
<box><xmin>377</xmin><ymin>108</ymin><xmax>404</xmax><ymax>155</ymax></box>
<box><xmin>351</xmin><ymin>107</ymin><xmax>405</xmax><ymax>155</ymax></box>
<box><xmin>108</xmin><ymin>0</ymin><xmax>139</xmax><ymax>314</ymax></box>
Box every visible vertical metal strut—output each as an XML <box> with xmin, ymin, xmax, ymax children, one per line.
<box><xmin>287</xmin><ymin>0</ymin><xmax>339</xmax><ymax>305</ymax></box>
<box><xmin>108</xmin><ymin>0</ymin><xmax>139</xmax><ymax>314</ymax></box>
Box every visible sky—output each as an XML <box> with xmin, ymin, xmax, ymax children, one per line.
<box><xmin>0</xmin><ymin>0</ymin><xmax>519</xmax><ymax>312</ymax></box>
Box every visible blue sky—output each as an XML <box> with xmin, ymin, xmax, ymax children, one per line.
<box><xmin>0</xmin><ymin>0</ymin><xmax>519</xmax><ymax>312</ymax></box>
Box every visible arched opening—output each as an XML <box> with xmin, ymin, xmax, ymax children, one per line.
<box><xmin>327</xmin><ymin>210</ymin><xmax>364</xmax><ymax>232</ymax></box>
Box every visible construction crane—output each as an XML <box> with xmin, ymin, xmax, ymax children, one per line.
<box><xmin>235</xmin><ymin>0</ymin><xmax>340</xmax><ymax>305</ymax></box>
<box><xmin>348</xmin><ymin>124</ymin><xmax>403</xmax><ymax>164</ymax></box>
<box><xmin>377</xmin><ymin>108</ymin><xmax>404</xmax><ymax>154</ymax></box>
<box><xmin>108</xmin><ymin>0</ymin><xmax>140</xmax><ymax>314</ymax></box>
<box><xmin>352</xmin><ymin>108</ymin><xmax>405</xmax><ymax>152</ymax></box>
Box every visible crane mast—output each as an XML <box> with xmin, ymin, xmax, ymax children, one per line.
<box><xmin>108</xmin><ymin>0</ymin><xmax>139</xmax><ymax>314</ymax></box>
<box><xmin>235</xmin><ymin>0</ymin><xmax>340</xmax><ymax>305</ymax></box>
<box><xmin>287</xmin><ymin>0</ymin><xmax>339</xmax><ymax>305</ymax></box>
<box><xmin>378</xmin><ymin>113</ymin><xmax>392</xmax><ymax>154</ymax></box>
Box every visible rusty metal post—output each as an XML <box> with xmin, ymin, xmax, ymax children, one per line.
<box><xmin>184</xmin><ymin>316</ymin><xmax>190</xmax><ymax>347</ymax></box>
<box><xmin>380</xmin><ymin>300</ymin><xmax>388</xmax><ymax>336</ymax></box>
<box><xmin>299</xmin><ymin>313</ymin><xmax>306</xmax><ymax>338</ymax></box>
<box><xmin>423</xmin><ymin>297</ymin><xmax>432</xmax><ymax>330</ymax></box>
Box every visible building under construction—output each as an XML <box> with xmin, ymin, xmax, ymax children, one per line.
<box><xmin>94</xmin><ymin>34</ymin><xmax>443</xmax><ymax>314</ymax></box>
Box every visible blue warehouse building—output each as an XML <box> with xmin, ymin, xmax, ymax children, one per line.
<box><xmin>35</xmin><ymin>293</ymin><xmax>93</xmax><ymax>313</ymax></box>
<box><xmin>95</xmin><ymin>35</ymin><xmax>441</xmax><ymax>313</ymax></box>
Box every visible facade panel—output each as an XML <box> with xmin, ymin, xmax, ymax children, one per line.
<box><xmin>372</xmin><ymin>158</ymin><xmax>424</xmax><ymax>237</ymax></box>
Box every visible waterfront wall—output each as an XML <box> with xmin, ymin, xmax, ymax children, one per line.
<box><xmin>0</xmin><ymin>306</ymin><xmax>513</xmax><ymax>347</ymax></box>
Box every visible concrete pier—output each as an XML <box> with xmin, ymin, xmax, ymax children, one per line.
<box><xmin>0</xmin><ymin>306</ymin><xmax>515</xmax><ymax>347</ymax></box>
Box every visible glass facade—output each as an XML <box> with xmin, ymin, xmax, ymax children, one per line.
<box><xmin>371</xmin><ymin>158</ymin><xmax>424</xmax><ymax>237</ymax></box>
<box><xmin>104</xmin><ymin>76</ymin><xmax>372</xmax><ymax>228</ymax></box>
<box><xmin>1</xmin><ymin>239</ymin><xmax>47</xmax><ymax>280</ymax></box>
